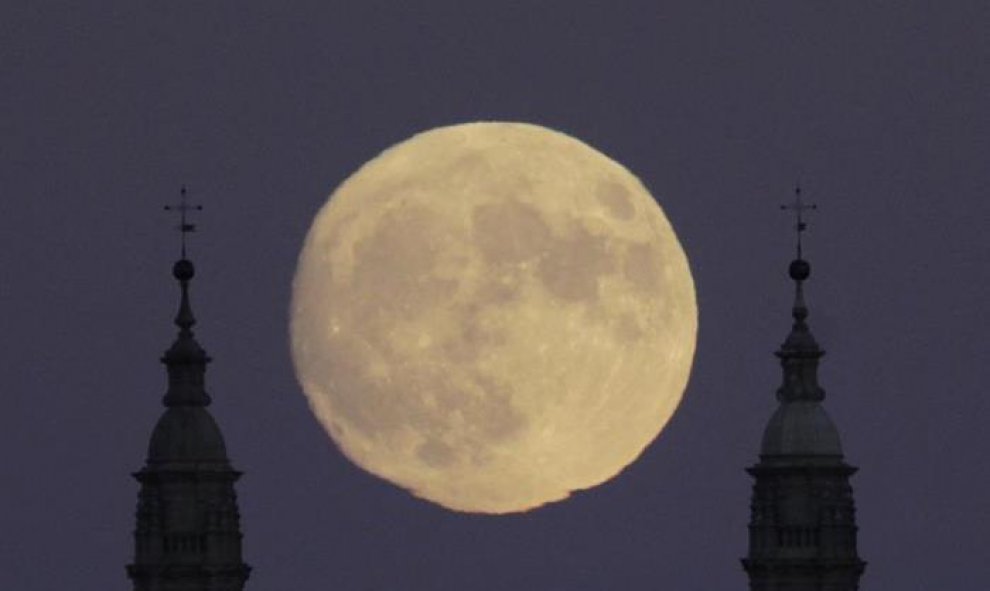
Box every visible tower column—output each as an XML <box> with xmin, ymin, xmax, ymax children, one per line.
<box><xmin>742</xmin><ymin>195</ymin><xmax>865</xmax><ymax>590</ymax></box>
<box><xmin>128</xmin><ymin>199</ymin><xmax>250</xmax><ymax>591</ymax></box>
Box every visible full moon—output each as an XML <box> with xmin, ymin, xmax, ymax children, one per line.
<box><xmin>291</xmin><ymin>122</ymin><xmax>697</xmax><ymax>513</ymax></box>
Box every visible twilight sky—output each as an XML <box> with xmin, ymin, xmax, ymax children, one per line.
<box><xmin>2</xmin><ymin>2</ymin><xmax>988</xmax><ymax>590</ymax></box>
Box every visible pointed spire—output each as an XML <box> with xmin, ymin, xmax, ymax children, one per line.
<box><xmin>161</xmin><ymin>190</ymin><xmax>211</xmax><ymax>407</ymax></box>
<box><xmin>173</xmin><ymin>258</ymin><xmax>197</xmax><ymax>333</ymax></box>
<box><xmin>775</xmin><ymin>188</ymin><xmax>824</xmax><ymax>402</ymax></box>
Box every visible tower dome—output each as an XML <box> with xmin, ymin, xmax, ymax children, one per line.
<box><xmin>142</xmin><ymin>256</ymin><xmax>232</xmax><ymax>465</ymax></box>
<box><xmin>758</xmin><ymin>252</ymin><xmax>843</xmax><ymax>458</ymax></box>
<box><xmin>760</xmin><ymin>400</ymin><xmax>842</xmax><ymax>456</ymax></box>
<box><xmin>147</xmin><ymin>407</ymin><xmax>229</xmax><ymax>464</ymax></box>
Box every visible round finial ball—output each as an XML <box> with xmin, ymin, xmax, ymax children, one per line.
<box><xmin>789</xmin><ymin>258</ymin><xmax>811</xmax><ymax>281</ymax></box>
<box><xmin>173</xmin><ymin>259</ymin><xmax>195</xmax><ymax>281</ymax></box>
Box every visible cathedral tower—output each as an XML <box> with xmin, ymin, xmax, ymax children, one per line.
<box><xmin>742</xmin><ymin>197</ymin><xmax>865</xmax><ymax>590</ymax></box>
<box><xmin>128</xmin><ymin>204</ymin><xmax>250</xmax><ymax>591</ymax></box>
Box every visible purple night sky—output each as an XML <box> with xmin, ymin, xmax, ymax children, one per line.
<box><xmin>2</xmin><ymin>2</ymin><xmax>988</xmax><ymax>589</ymax></box>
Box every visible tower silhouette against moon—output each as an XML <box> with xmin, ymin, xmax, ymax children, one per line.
<box><xmin>125</xmin><ymin>189</ymin><xmax>864</xmax><ymax>589</ymax></box>
<box><xmin>742</xmin><ymin>191</ymin><xmax>866</xmax><ymax>590</ymax></box>
<box><xmin>127</xmin><ymin>195</ymin><xmax>250</xmax><ymax>591</ymax></box>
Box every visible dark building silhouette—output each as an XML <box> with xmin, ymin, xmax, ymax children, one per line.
<box><xmin>127</xmin><ymin>255</ymin><xmax>250</xmax><ymax>591</ymax></box>
<box><xmin>122</xmin><ymin>197</ymin><xmax>867</xmax><ymax>591</ymax></box>
<box><xmin>742</xmin><ymin>239</ymin><xmax>866</xmax><ymax>589</ymax></box>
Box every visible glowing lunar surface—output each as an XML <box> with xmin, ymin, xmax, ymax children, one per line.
<box><xmin>291</xmin><ymin>122</ymin><xmax>697</xmax><ymax>513</ymax></box>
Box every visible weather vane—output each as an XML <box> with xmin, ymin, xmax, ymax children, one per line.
<box><xmin>164</xmin><ymin>185</ymin><xmax>203</xmax><ymax>258</ymax></box>
<box><xmin>780</xmin><ymin>184</ymin><xmax>816</xmax><ymax>260</ymax></box>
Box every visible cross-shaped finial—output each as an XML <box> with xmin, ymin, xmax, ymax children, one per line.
<box><xmin>780</xmin><ymin>184</ymin><xmax>816</xmax><ymax>259</ymax></box>
<box><xmin>164</xmin><ymin>185</ymin><xmax>203</xmax><ymax>258</ymax></box>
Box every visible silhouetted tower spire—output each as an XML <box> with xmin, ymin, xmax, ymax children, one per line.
<box><xmin>742</xmin><ymin>189</ymin><xmax>865</xmax><ymax>591</ymax></box>
<box><xmin>128</xmin><ymin>192</ymin><xmax>250</xmax><ymax>591</ymax></box>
